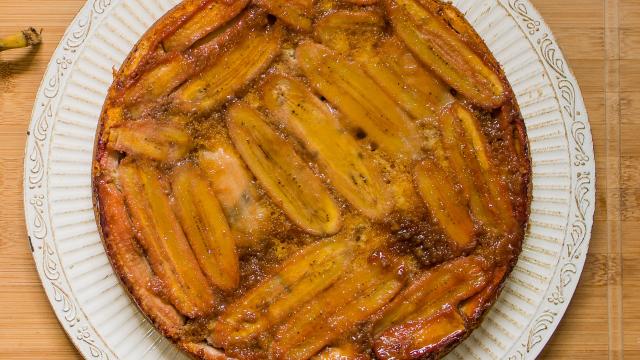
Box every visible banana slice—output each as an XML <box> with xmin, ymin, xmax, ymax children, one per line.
<box><xmin>296</xmin><ymin>42</ymin><xmax>421</xmax><ymax>157</ymax></box>
<box><xmin>374</xmin><ymin>305</ymin><xmax>466</xmax><ymax>360</ymax></box>
<box><xmin>313</xmin><ymin>344</ymin><xmax>364</xmax><ymax>360</ymax></box>
<box><xmin>385</xmin><ymin>0</ymin><xmax>505</xmax><ymax>108</ymax></box>
<box><xmin>108</xmin><ymin>119</ymin><xmax>191</xmax><ymax>163</ymax></box>
<box><xmin>262</xmin><ymin>74</ymin><xmax>393</xmax><ymax>220</ymax></box>
<box><xmin>123</xmin><ymin>9</ymin><xmax>264</xmax><ymax>113</ymax></box>
<box><xmin>314</xmin><ymin>10</ymin><xmax>385</xmax><ymax>54</ymax></box>
<box><xmin>354</xmin><ymin>37</ymin><xmax>453</xmax><ymax>121</ymax></box>
<box><xmin>96</xmin><ymin>180</ymin><xmax>184</xmax><ymax>336</ymax></box>
<box><xmin>179</xmin><ymin>342</ymin><xmax>223</xmax><ymax>360</ymax></box>
<box><xmin>344</xmin><ymin>0</ymin><xmax>380</xmax><ymax>4</ymax></box>
<box><xmin>414</xmin><ymin>159</ymin><xmax>475</xmax><ymax>251</ymax></box>
<box><xmin>116</xmin><ymin>0</ymin><xmax>244</xmax><ymax>83</ymax></box>
<box><xmin>171</xmin><ymin>24</ymin><xmax>282</xmax><ymax>114</ymax></box>
<box><xmin>460</xmin><ymin>266</ymin><xmax>507</xmax><ymax>322</ymax></box>
<box><xmin>118</xmin><ymin>161</ymin><xmax>216</xmax><ymax>318</ymax></box>
<box><xmin>227</xmin><ymin>102</ymin><xmax>342</xmax><ymax>236</ymax></box>
<box><xmin>439</xmin><ymin>105</ymin><xmax>498</xmax><ymax>230</ymax></box>
<box><xmin>454</xmin><ymin>104</ymin><xmax>517</xmax><ymax>231</ymax></box>
<box><xmin>198</xmin><ymin>149</ymin><xmax>271</xmax><ymax>245</ymax></box>
<box><xmin>272</xmin><ymin>262</ymin><xmax>404</xmax><ymax>360</ymax></box>
<box><xmin>162</xmin><ymin>0</ymin><xmax>250</xmax><ymax>52</ymax></box>
<box><xmin>170</xmin><ymin>164</ymin><xmax>239</xmax><ymax>291</ymax></box>
<box><xmin>373</xmin><ymin>256</ymin><xmax>489</xmax><ymax>335</ymax></box>
<box><xmin>254</xmin><ymin>0</ymin><xmax>314</xmax><ymax>32</ymax></box>
<box><xmin>210</xmin><ymin>240</ymin><xmax>353</xmax><ymax>347</ymax></box>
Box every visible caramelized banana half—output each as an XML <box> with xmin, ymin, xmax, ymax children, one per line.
<box><xmin>170</xmin><ymin>164</ymin><xmax>240</xmax><ymax>291</ymax></box>
<box><xmin>271</xmin><ymin>259</ymin><xmax>404</xmax><ymax>360</ymax></box>
<box><xmin>97</xmin><ymin>180</ymin><xmax>184</xmax><ymax>336</ymax></box>
<box><xmin>262</xmin><ymin>74</ymin><xmax>393</xmax><ymax>220</ymax></box>
<box><xmin>314</xmin><ymin>10</ymin><xmax>385</xmax><ymax>54</ymax></box>
<box><xmin>115</xmin><ymin>0</ymin><xmax>222</xmax><ymax>83</ymax></box>
<box><xmin>454</xmin><ymin>104</ymin><xmax>517</xmax><ymax>231</ymax></box>
<box><xmin>373</xmin><ymin>256</ymin><xmax>489</xmax><ymax>335</ymax></box>
<box><xmin>162</xmin><ymin>0</ymin><xmax>250</xmax><ymax>52</ymax></box>
<box><xmin>210</xmin><ymin>240</ymin><xmax>354</xmax><ymax>347</ymax></box>
<box><xmin>440</xmin><ymin>104</ymin><xmax>515</xmax><ymax>232</ymax></box>
<box><xmin>372</xmin><ymin>257</ymin><xmax>496</xmax><ymax>358</ymax></box>
<box><xmin>313</xmin><ymin>343</ymin><xmax>367</xmax><ymax>360</ymax></box>
<box><xmin>179</xmin><ymin>342</ymin><xmax>223</xmax><ymax>360</ymax></box>
<box><xmin>296</xmin><ymin>42</ymin><xmax>421</xmax><ymax>157</ymax></box>
<box><xmin>118</xmin><ymin>161</ymin><xmax>216</xmax><ymax>317</ymax></box>
<box><xmin>439</xmin><ymin>104</ymin><xmax>496</xmax><ymax>230</ymax></box>
<box><xmin>374</xmin><ymin>305</ymin><xmax>466</xmax><ymax>360</ymax></box>
<box><xmin>355</xmin><ymin>37</ymin><xmax>453</xmax><ymax>121</ymax></box>
<box><xmin>344</xmin><ymin>0</ymin><xmax>380</xmax><ymax>4</ymax></box>
<box><xmin>385</xmin><ymin>0</ymin><xmax>505</xmax><ymax>108</ymax></box>
<box><xmin>414</xmin><ymin>159</ymin><xmax>475</xmax><ymax>251</ymax></box>
<box><xmin>227</xmin><ymin>102</ymin><xmax>342</xmax><ymax>236</ymax></box>
<box><xmin>172</xmin><ymin>23</ymin><xmax>283</xmax><ymax>114</ymax></box>
<box><xmin>108</xmin><ymin>119</ymin><xmax>191</xmax><ymax>163</ymax></box>
<box><xmin>460</xmin><ymin>266</ymin><xmax>508</xmax><ymax>323</ymax></box>
<box><xmin>123</xmin><ymin>9</ymin><xmax>264</xmax><ymax>113</ymax></box>
<box><xmin>254</xmin><ymin>0</ymin><xmax>314</xmax><ymax>32</ymax></box>
<box><xmin>198</xmin><ymin>148</ymin><xmax>271</xmax><ymax>245</ymax></box>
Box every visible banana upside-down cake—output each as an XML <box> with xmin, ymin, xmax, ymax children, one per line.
<box><xmin>92</xmin><ymin>0</ymin><xmax>532</xmax><ymax>359</ymax></box>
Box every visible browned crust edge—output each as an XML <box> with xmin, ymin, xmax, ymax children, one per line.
<box><xmin>91</xmin><ymin>0</ymin><xmax>533</xmax><ymax>359</ymax></box>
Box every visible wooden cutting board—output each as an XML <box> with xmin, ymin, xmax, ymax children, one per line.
<box><xmin>0</xmin><ymin>0</ymin><xmax>632</xmax><ymax>359</ymax></box>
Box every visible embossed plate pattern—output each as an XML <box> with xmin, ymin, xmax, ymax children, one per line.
<box><xmin>23</xmin><ymin>0</ymin><xmax>595</xmax><ymax>359</ymax></box>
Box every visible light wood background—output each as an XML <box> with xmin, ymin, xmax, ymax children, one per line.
<box><xmin>0</xmin><ymin>0</ymin><xmax>632</xmax><ymax>359</ymax></box>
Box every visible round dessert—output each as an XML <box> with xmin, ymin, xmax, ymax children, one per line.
<box><xmin>92</xmin><ymin>0</ymin><xmax>532</xmax><ymax>359</ymax></box>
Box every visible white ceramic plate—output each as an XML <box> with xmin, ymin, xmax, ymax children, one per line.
<box><xmin>23</xmin><ymin>0</ymin><xmax>595</xmax><ymax>359</ymax></box>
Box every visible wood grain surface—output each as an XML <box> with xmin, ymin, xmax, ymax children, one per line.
<box><xmin>0</xmin><ymin>0</ymin><xmax>631</xmax><ymax>359</ymax></box>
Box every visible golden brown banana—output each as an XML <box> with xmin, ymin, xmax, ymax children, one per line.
<box><xmin>296</xmin><ymin>42</ymin><xmax>421</xmax><ymax>157</ymax></box>
<box><xmin>385</xmin><ymin>0</ymin><xmax>505</xmax><ymax>108</ymax></box>
<box><xmin>272</xmin><ymin>261</ymin><xmax>404</xmax><ymax>360</ymax></box>
<box><xmin>0</xmin><ymin>27</ymin><xmax>41</xmax><ymax>52</ymax></box>
<box><xmin>115</xmin><ymin>0</ymin><xmax>241</xmax><ymax>83</ymax></box>
<box><xmin>414</xmin><ymin>159</ymin><xmax>476</xmax><ymax>251</ymax></box>
<box><xmin>171</xmin><ymin>22</ymin><xmax>283</xmax><ymax>114</ymax></box>
<box><xmin>354</xmin><ymin>37</ymin><xmax>453</xmax><ymax>120</ymax></box>
<box><xmin>198</xmin><ymin>148</ymin><xmax>271</xmax><ymax>245</ymax></box>
<box><xmin>227</xmin><ymin>102</ymin><xmax>342</xmax><ymax>236</ymax></box>
<box><xmin>123</xmin><ymin>9</ymin><xmax>265</xmax><ymax>113</ymax></box>
<box><xmin>118</xmin><ymin>161</ymin><xmax>216</xmax><ymax>318</ymax></box>
<box><xmin>314</xmin><ymin>10</ymin><xmax>385</xmax><ymax>54</ymax></box>
<box><xmin>460</xmin><ymin>266</ymin><xmax>508</xmax><ymax>322</ymax></box>
<box><xmin>179</xmin><ymin>342</ymin><xmax>223</xmax><ymax>360</ymax></box>
<box><xmin>373</xmin><ymin>256</ymin><xmax>489</xmax><ymax>335</ymax></box>
<box><xmin>170</xmin><ymin>164</ymin><xmax>239</xmax><ymax>291</ymax></box>
<box><xmin>374</xmin><ymin>305</ymin><xmax>466</xmax><ymax>360</ymax></box>
<box><xmin>254</xmin><ymin>0</ymin><xmax>314</xmax><ymax>32</ymax></box>
<box><xmin>162</xmin><ymin>0</ymin><xmax>250</xmax><ymax>52</ymax></box>
<box><xmin>312</xmin><ymin>344</ymin><xmax>365</xmax><ymax>360</ymax></box>
<box><xmin>344</xmin><ymin>0</ymin><xmax>380</xmax><ymax>4</ymax></box>
<box><xmin>107</xmin><ymin>119</ymin><xmax>191</xmax><ymax>163</ymax></box>
<box><xmin>97</xmin><ymin>180</ymin><xmax>185</xmax><ymax>336</ymax></box>
<box><xmin>439</xmin><ymin>105</ymin><xmax>498</xmax><ymax>230</ymax></box>
<box><xmin>262</xmin><ymin>74</ymin><xmax>393</xmax><ymax>220</ymax></box>
<box><xmin>210</xmin><ymin>240</ymin><xmax>353</xmax><ymax>347</ymax></box>
<box><xmin>454</xmin><ymin>104</ymin><xmax>517</xmax><ymax>231</ymax></box>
